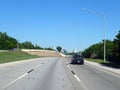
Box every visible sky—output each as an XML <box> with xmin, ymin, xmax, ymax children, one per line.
<box><xmin>0</xmin><ymin>0</ymin><xmax>120</xmax><ymax>52</ymax></box>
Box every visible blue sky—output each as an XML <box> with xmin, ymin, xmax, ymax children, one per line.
<box><xmin>0</xmin><ymin>0</ymin><xmax>120</xmax><ymax>51</ymax></box>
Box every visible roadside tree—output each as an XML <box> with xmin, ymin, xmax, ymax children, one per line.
<box><xmin>56</xmin><ymin>46</ymin><xmax>62</xmax><ymax>52</ymax></box>
<box><xmin>112</xmin><ymin>31</ymin><xmax>120</xmax><ymax>63</ymax></box>
<box><xmin>0</xmin><ymin>32</ymin><xmax>18</xmax><ymax>50</ymax></box>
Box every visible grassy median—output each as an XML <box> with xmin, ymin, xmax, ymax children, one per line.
<box><xmin>0</xmin><ymin>51</ymin><xmax>40</xmax><ymax>63</ymax></box>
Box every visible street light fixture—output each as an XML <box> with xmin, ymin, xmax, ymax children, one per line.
<box><xmin>81</xmin><ymin>8</ymin><xmax>106</xmax><ymax>62</ymax></box>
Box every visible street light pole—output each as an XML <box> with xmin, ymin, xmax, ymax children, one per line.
<box><xmin>81</xmin><ymin>8</ymin><xmax>106</xmax><ymax>62</ymax></box>
<box><xmin>103</xmin><ymin>14</ymin><xmax>106</xmax><ymax>62</ymax></box>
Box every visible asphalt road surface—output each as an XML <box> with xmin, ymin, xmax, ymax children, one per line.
<box><xmin>0</xmin><ymin>57</ymin><xmax>120</xmax><ymax>90</ymax></box>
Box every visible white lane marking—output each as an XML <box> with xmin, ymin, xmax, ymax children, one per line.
<box><xmin>66</xmin><ymin>64</ymin><xmax>72</xmax><ymax>71</ymax></box>
<box><xmin>4</xmin><ymin>73</ymin><xmax>28</xmax><ymax>89</ymax></box>
<box><xmin>65</xmin><ymin>63</ymin><xmax>89</xmax><ymax>90</ymax></box>
<box><xmin>34</xmin><ymin>64</ymin><xmax>42</xmax><ymax>69</ymax></box>
<box><xmin>66</xmin><ymin>64</ymin><xmax>81</xmax><ymax>82</ymax></box>
<box><xmin>74</xmin><ymin>74</ymin><xmax>81</xmax><ymax>82</ymax></box>
<box><xmin>74</xmin><ymin>75</ymin><xmax>89</xmax><ymax>90</ymax></box>
<box><xmin>4</xmin><ymin>63</ymin><xmax>43</xmax><ymax>89</ymax></box>
<box><xmin>17</xmin><ymin>73</ymin><xmax>28</xmax><ymax>80</ymax></box>
<box><xmin>67</xmin><ymin>64</ymin><xmax>69</xmax><ymax>68</ymax></box>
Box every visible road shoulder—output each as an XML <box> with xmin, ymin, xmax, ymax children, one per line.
<box><xmin>85</xmin><ymin>60</ymin><xmax>120</xmax><ymax>76</ymax></box>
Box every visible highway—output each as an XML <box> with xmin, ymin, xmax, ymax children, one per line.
<box><xmin>0</xmin><ymin>57</ymin><xmax>120</xmax><ymax>90</ymax></box>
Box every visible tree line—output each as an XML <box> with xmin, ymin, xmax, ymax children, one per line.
<box><xmin>0</xmin><ymin>32</ymin><xmax>54</xmax><ymax>50</ymax></box>
<box><xmin>0</xmin><ymin>32</ymin><xmax>64</xmax><ymax>52</ymax></box>
<box><xmin>82</xmin><ymin>30</ymin><xmax>120</xmax><ymax>64</ymax></box>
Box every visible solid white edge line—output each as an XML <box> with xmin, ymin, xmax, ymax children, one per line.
<box><xmin>4</xmin><ymin>73</ymin><xmax>28</xmax><ymax>89</ymax></box>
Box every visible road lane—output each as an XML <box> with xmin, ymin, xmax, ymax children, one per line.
<box><xmin>1</xmin><ymin>57</ymin><xmax>80</xmax><ymax>90</ymax></box>
<box><xmin>65</xmin><ymin>58</ymin><xmax>120</xmax><ymax>90</ymax></box>
<box><xmin>0</xmin><ymin>58</ymin><xmax>52</xmax><ymax>90</ymax></box>
<box><xmin>1</xmin><ymin>57</ymin><xmax>120</xmax><ymax>90</ymax></box>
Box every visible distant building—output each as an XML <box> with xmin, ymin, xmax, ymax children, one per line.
<box><xmin>61</xmin><ymin>49</ymin><xmax>68</xmax><ymax>54</ymax></box>
<box><xmin>73</xmin><ymin>48</ymin><xmax>77</xmax><ymax>53</ymax></box>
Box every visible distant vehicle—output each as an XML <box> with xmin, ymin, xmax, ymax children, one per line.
<box><xmin>70</xmin><ymin>54</ymin><xmax>84</xmax><ymax>65</ymax></box>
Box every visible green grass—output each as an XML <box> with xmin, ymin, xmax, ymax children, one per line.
<box><xmin>0</xmin><ymin>51</ymin><xmax>40</xmax><ymax>63</ymax></box>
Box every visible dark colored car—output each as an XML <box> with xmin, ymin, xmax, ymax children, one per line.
<box><xmin>71</xmin><ymin>54</ymin><xmax>84</xmax><ymax>65</ymax></box>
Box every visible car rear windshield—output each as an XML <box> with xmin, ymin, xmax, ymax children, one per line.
<box><xmin>73</xmin><ymin>55</ymin><xmax>83</xmax><ymax>59</ymax></box>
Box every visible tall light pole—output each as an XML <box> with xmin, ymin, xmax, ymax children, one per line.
<box><xmin>81</xmin><ymin>8</ymin><xmax>106</xmax><ymax>62</ymax></box>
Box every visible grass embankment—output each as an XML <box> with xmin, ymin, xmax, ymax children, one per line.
<box><xmin>0</xmin><ymin>51</ymin><xmax>40</xmax><ymax>64</ymax></box>
<box><xmin>85</xmin><ymin>58</ymin><xmax>120</xmax><ymax>68</ymax></box>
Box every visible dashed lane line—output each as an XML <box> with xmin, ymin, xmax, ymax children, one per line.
<box><xmin>34</xmin><ymin>64</ymin><xmax>42</xmax><ymax>69</ymax></box>
<box><xmin>74</xmin><ymin>74</ymin><xmax>81</xmax><ymax>82</ymax></box>
<box><xmin>65</xmin><ymin>62</ymin><xmax>89</xmax><ymax>90</ymax></box>
<box><xmin>4</xmin><ymin>73</ymin><xmax>28</xmax><ymax>90</ymax></box>
<box><xmin>4</xmin><ymin>63</ymin><xmax>43</xmax><ymax>90</ymax></box>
